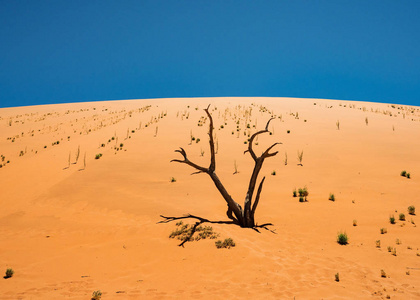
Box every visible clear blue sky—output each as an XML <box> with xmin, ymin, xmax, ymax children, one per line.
<box><xmin>1</xmin><ymin>0</ymin><xmax>420</xmax><ymax>108</ymax></box>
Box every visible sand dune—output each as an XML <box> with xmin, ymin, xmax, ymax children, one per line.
<box><xmin>0</xmin><ymin>97</ymin><xmax>419</xmax><ymax>299</ymax></box>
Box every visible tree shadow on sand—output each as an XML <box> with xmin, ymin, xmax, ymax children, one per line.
<box><xmin>158</xmin><ymin>214</ymin><xmax>276</xmax><ymax>247</ymax></box>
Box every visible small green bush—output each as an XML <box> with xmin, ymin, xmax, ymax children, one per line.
<box><xmin>95</xmin><ymin>153</ymin><xmax>102</xmax><ymax>159</ymax></box>
<box><xmin>91</xmin><ymin>290</ymin><xmax>102</xmax><ymax>300</ymax></box>
<box><xmin>215</xmin><ymin>238</ymin><xmax>235</xmax><ymax>249</ymax></box>
<box><xmin>292</xmin><ymin>189</ymin><xmax>297</xmax><ymax>197</ymax></box>
<box><xmin>335</xmin><ymin>273</ymin><xmax>339</xmax><ymax>282</ymax></box>
<box><xmin>408</xmin><ymin>206</ymin><xmax>415</xmax><ymax>215</ymax></box>
<box><xmin>407</xmin><ymin>173</ymin><xmax>411</xmax><ymax>179</ymax></box>
<box><xmin>4</xmin><ymin>268</ymin><xmax>14</xmax><ymax>279</ymax></box>
<box><xmin>380</xmin><ymin>228</ymin><xmax>387</xmax><ymax>234</ymax></box>
<box><xmin>271</xmin><ymin>170</ymin><xmax>276</xmax><ymax>175</ymax></box>
<box><xmin>337</xmin><ymin>232</ymin><xmax>348</xmax><ymax>245</ymax></box>
<box><xmin>171</xmin><ymin>177</ymin><xmax>176</xmax><ymax>182</ymax></box>
<box><xmin>299</xmin><ymin>197</ymin><xmax>304</xmax><ymax>202</ymax></box>
<box><xmin>329</xmin><ymin>193</ymin><xmax>335</xmax><ymax>201</ymax></box>
<box><xmin>401</xmin><ymin>170</ymin><xmax>407</xmax><ymax>177</ymax></box>
<box><xmin>298</xmin><ymin>187</ymin><xmax>308</xmax><ymax>198</ymax></box>
<box><xmin>399</xmin><ymin>213</ymin><xmax>405</xmax><ymax>221</ymax></box>
<box><xmin>389</xmin><ymin>215</ymin><xmax>395</xmax><ymax>224</ymax></box>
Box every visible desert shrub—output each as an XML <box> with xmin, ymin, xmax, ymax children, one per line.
<box><xmin>381</xmin><ymin>270</ymin><xmax>387</xmax><ymax>278</ymax></box>
<box><xmin>292</xmin><ymin>189</ymin><xmax>297</xmax><ymax>197</ymax></box>
<box><xmin>335</xmin><ymin>273</ymin><xmax>339</xmax><ymax>282</ymax></box>
<box><xmin>287</xmin><ymin>130</ymin><xmax>290</xmax><ymax>134</ymax></box>
<box><xmin>196</xmin><ymin>138</ymin><xmax>200</xmax><ymax>143</ymax></box>
<box><xmin>380</xmin><ymin>228</ymin><xmax>387</xmax><ymax>234</ymax></box>
<box><xmin>399</xmin><ymin>213</ymin><xmax>405</xmax><ymax>221</ymax></box>
<box><xmin>170</xmin><ymin>177</ymin><xmax>176</xmax><ymax>182</ymax></box>
<box><xmin>353</xmin><ymin>220</ymin><xmax>357</xmax><ymax>226</ymax></box>
<box><xmin>215</xmin><ymin>238</ymin><xmax>235</xmax><ymax>249</ymax></box>
<box><xmin>195</xmin><ymin>226</ymin><xmax>219</xmax><ymax>241</ymax></box>
<box><xmin>4</xmin><ymin>268</ymin><xmax>14</xmax><ymax>279</ymax></box>
<box><xmin>387</xmin><ymin>246</ymin><xmax>392</xmax><ymax>252</ymax></box>
<box><xmin>408</xmin><ymin>206</ymin><xmax>415</xmax><ymax>215</ymax></box>
<box><xmin>329</xmin><ymin>193</ymin><xmax>335</xmax><ymax>201</ymax></box>
<box><xmin>298</xmin><ymin>187</ymin><xmax>308</xmax><ymax>198</ymax></box>
<box><xmin>170</xmin><ymin>222</ymin><xmax>218</xmax><ymax>243</ymax></box>
<box><xmin>337</xmin><ymin>232</ymin><xmax>348</xmax><ymax>245</ymax></box>
<box><xmin>406</xmin><ymin>173</ymin><xmax>411</xmax><ymax>179</ymax></box>
<box><xmin>376</xmin><ymin>240</ymin><xmax>381</xmax><ymax>248</ymax></box>
<box><xmin>391</xmin><ymin>248</ymin><xmax>397</xmax><ymax>256</ymax></box>
<box><xmin>389</xmin><ymin>215</ymin><xmax>395</xmax><ymax>224</ymax></box>
<box><xmin>299</xmin><ymin>197</ymin><xmax>304</xmax><ymax>202</ymax></box>
<box><xmin>91</xmin><ymin>290</ymin><xmax>102</xmax><ymax>300</ymax></box>
<box><xmin>95</xmin><ymin>153</ymin><xmax>102</xmax><ymax>159</ymax></box>
<box><xmin>401</xmin><ymin>170</ymin><xmax>407</xmax><ymax>177</ymax></box>
<box><xmin>271</xmin><ymin>170</ymin><xmax>276</xmax><ymax>175</ymax></box>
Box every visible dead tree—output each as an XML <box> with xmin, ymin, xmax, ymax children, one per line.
<box><xmin>171</xmin><ymin>105</ymin><xmax>281</xmax><ymax>228</ymax></box>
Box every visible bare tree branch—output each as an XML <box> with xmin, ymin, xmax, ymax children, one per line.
<box><xmin>245</xmin><ymin>117</ymin><xmax>276</xmax><ymax>161</ymax></box>
<box><xmin>171</xmin><ymin>147</ymin><xmax>208</xmax><ymax>173</ymax></box>
<box><xmin>204</xmin><ymin>105</ymin><xmax>216</xmax><ymax>172</ymax></box>
<box><xmin>252</xmin><ymin>176</ymin><xmax>265</xmax><ymax>215</ymax></box>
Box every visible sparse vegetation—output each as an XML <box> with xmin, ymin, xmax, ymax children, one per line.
<box><xmin>169</xmin><ymin>222</ymin><xmax>219</xmax><ymax>243</ymax></box>
<box><xmin>233</xmin><ymin>160</ymin><xmax>238</xmax><ymax>174</ymax></box>
<box><xmin>380</xmin><ymin>228</ymin><xmax>387</xmax><ymax>234</ymax></box>
<box><xmin>4</xmin><ymin>268</ymin><xmax>14</xmax><ymax>279</ymax></box>
<box><xmin>335</xmin><ymin>273</ymin><xmax>339</xmax><ymax>282</ymax></box>
<box><xmin>391</xmin><ymin>248</ymin><xmax>397</xmax><ymax>256</ymax></box>
<box><xmin>400</xmin><ymin>170</ymin><xmax>407</xmax><ymax>177</ymax></box>
<box><xmin>271</xmin><ymin>170</ymin><xmax>276</xmax><ymax>175</ymax></box>
<box><xmin>95</xmin><ymin>153</ymin><xmax>103</xmax><ymax>160</ymax></box>
<box><xmin>337</xmin><ymin>232</ymin><xmax>348</xmax><ymax>245</ymax></box>
<box><xmin>298</xmin><ymin>187</ymin><xmax>308</xmax><ymax>201</ymax></box>
<box><xmin>376</xmin><ymin>240</ymin><xmax>381</xmax><ymax>248</ymax></box>
<box><xmin>353</xmin><ymin>219</ymin><xmax>357</xmax><ymax>226</ymax></box>
<box><xmin>297</xmin><ymin>150</ymin><xmax>304</xmax><ymax>166</ymax></box>
<box><xmin>399</xmin><ymin>213</ymin><xmax>405</xmax><ymax>221</ymax></box>
<box><xmin>381</xmin><ymin>269</ymin><xmax>387</xmax><ymax>278</ymax></box>
<box><xmin>171</xmin><ymin>177</ymin><xmax>176</xmax><ymax>182</ymax></box>
<box><xmin>329</xmin><ymin>193</ymin><xmax>335</xmax><ymax>202</ymax></box>
<box><xmin>215</xmin><ymin>238</ymin><xmax>235</xmax><ymax>249</ymax></box>
<box><xmin>408</xmin><ymin>205</ymin><xmax>415</xmax><ymax>215</ymax></box>
<box><xmin>389</xmin><ymin>215</ymin><xmax>395</xmax><ymax>224</ymax></box>
<box><xmin>292</xmin><ymin>189</ymin><xmax>297</xmax><ymax>197</ymax></box>
<box><xmin>91</xmin><ymin>290</ymin><xmax>102</xmax><ymax>300</ymax></box>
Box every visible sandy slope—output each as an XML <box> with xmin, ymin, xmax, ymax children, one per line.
<box><xmin>0</xmin><ymin>97</ymin><xmax>419</xmax><ymax>299</ymax></box>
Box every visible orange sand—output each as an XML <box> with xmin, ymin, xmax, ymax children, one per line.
<box><xmin>0</xmin><ymin>97</ymin><xmax>419</xmax><ymax>299</ymax></box>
